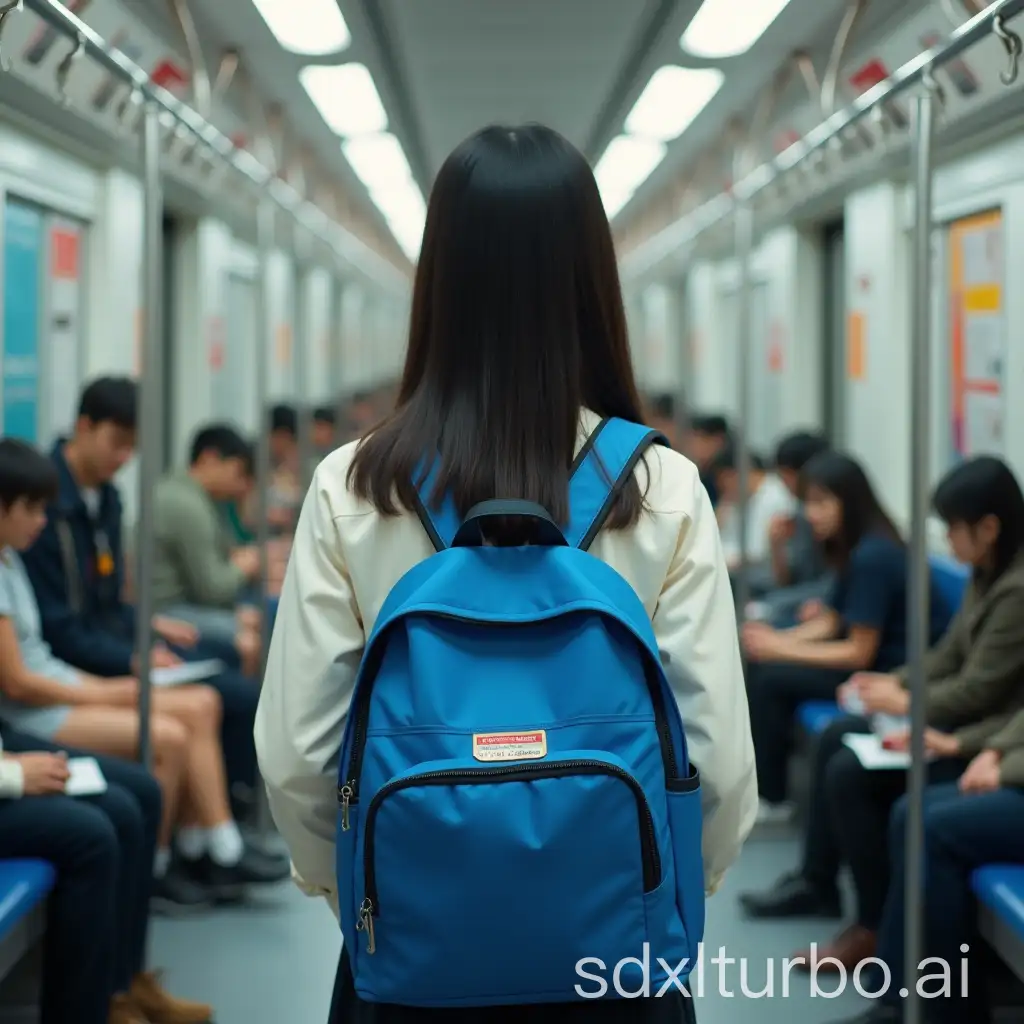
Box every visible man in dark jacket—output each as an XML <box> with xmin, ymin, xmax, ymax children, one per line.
<box><xmin>21</xmin><ymin>378</ymin><xmax>270</xmax><ymax>829</ymax></box>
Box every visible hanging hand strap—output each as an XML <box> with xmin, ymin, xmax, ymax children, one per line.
<box><xmin>565</xmin><ymin>417</ymin><xmax>668</xmax><ymax>551</ymax></box>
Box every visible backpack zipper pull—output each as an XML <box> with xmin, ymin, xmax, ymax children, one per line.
<box><xmin>339</xmin><ymin>782</ymin><xmax>355</xmax><ymax>831</ymax></box>
<box><xmin>356</xmin><ymin>898</ymin><xmax>376</xmax><ymax>954</ymax></box>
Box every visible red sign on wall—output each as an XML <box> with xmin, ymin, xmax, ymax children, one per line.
<box><xmin>51</xmin><ymin>229</ymin><xmax>79</xmax><ymax>280</ymax></box>
<box><xmin>151</xmin><ymin>60</ymin><xmax>189</xmax><ymax>93</ymax></box>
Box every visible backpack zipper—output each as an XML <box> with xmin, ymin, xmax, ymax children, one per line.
<box><xmin>355</xmin><ymin>758</ymin><xmax>661</xmax><ymax>952</ymax></box>
<box><xmin>339</xmin><ymin>612</ymin><xmax>679</xmax><ymax>824</ymax></box>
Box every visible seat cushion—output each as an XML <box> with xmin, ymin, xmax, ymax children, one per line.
<box><xmin>0</xmin><ymin>859</ymin><xmax>56</xmax><ymax>943</ymax></box>
<box><xmin>973</xmin><ymin>865</ymin><xmax>1024</xmax><ymax>943</ymax></box>
<box><xmin>798</xmin><ymin>701</ymin><xmax>843</xmax><ymax>735</ymax></box>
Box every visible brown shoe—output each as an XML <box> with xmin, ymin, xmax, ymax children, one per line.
<box><xmin>791</xmin><ymin>925</ymin><xmax>877</xmax><ymax>972</ymax></box>
<box><xmin>129</xmin><ymin>971</ymin><xmax>213</xmax><ymax>1024</ymax></box>
<box><xmin>109</xmin><ymin>994</ymin><xmax>147</xmax><ymax>1024</ymax></box>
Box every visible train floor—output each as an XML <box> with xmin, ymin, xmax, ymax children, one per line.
<box><xmin>150</xmin><ymin>830</ymin><xmax>877</xmax><ymax>1023</ymax></box>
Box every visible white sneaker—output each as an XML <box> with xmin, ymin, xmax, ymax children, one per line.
<box><xmin>756</xmin><ymin>799</ymin><xmax>796</xmax><ymax>825</ymax></box>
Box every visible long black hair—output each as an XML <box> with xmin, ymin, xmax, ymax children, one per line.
<box><xmin>933</xmin><ymin>456</ymin><xmax>1024</xmax><ymax>581</ymax></box>
<box><xmin>802</xmin><ymin>451</ymin><xmax>901</xmax><ymax>570</ymax></box>
<box><xmin>348</xmin><ymin>124</ymin><xmax>648</xmax><ymax>532</ymax></box>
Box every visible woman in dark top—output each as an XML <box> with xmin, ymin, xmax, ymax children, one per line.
<box><xmin>741</xmin><ymin>452</ymin><xmax>948</xmax><ymax>824</ymax></box>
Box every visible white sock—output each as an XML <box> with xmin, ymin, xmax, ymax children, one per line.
<box><xmin>154</xmin><ymin>848</ymin><xmax>171</xmax><ymax>878</ymax></box>
<box><xmin>208</xmin><ymin>821</ymin><xmax>244</xmax><ymax>867</ymax></box>
<box><xmin>176</xmin><ymin>826</ymin><xmax>208</xmax><ymax>861</ymax></box>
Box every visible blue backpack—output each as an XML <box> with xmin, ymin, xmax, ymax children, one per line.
<box><xmin>336</xmin><ymin>417</ymin><xmax>705</xmax><ymax>1006</ymax></box>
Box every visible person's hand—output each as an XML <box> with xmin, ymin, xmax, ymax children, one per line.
<box><xmin>769</xmin><ymin>514</ymin><xmax>796</xmax><ymax>545</ymax></box>
<box><xmin>231</xmin><ymin>546</ymin><xmax>262</xmax><ymax>580</ymax></box>
<box><xmin>741</xmin><ymin>622</ymin><xmax>786</xmax><ymax>662</ymax></box>
<box><xmin>102</xmin><ymin>678</ymin><xmax>139</xmax><ymax>707</ymax></box>
<box><xmin>13</xmin><ymin>752</ymin><xmax>70</xmax><ymax>796</ymax></box>
<box><xmin>882</xmin><ymin>728</ymin><xmax>960</xmax><ymax>758</ymax></box>
<box><xmin>153</xmin><ymin>616</ymin><xmax>199</xmax><ymax>649</ymax></box>
<box><xmin>853</xmin><ymin>673</ymin><xmax>910</xmax><ymax>715</ymax></box>
<box><xmin>798</xmin><ymin>599</ymin><xmax>824</xmax><ymax>623</ymax></box>
<box><xmin>960</xmin><ymin>749</ymin><xmax>1002</xmax><ymax>794</ymax></box>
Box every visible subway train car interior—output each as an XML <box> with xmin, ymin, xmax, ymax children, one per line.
<box><xmin>0</xmin><ymin>0</ymin><xmax>1023</xmax><ymax>1022</ymax></box>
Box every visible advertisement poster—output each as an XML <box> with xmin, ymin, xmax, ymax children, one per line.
<box><xmin>3</xmin><ymin>201</ymin><xmax>43</xmax><ymax>442</ymax></box>
<box><xmin>949</xmin><ymin>209</ymin><xmax>1004</xmax><ymax>456</ymax></box>
<box><xmin>47</xmin><ymin>221</ymin><xmax>83</xmax><ymax>443</ymax></box>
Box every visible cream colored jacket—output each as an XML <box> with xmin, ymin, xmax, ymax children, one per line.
<box><xmin>255</xmin><ymin>409</ymin><xmax>757</xmax><ymax>922</ymax></box>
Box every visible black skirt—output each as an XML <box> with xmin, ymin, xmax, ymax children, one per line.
<box><xmin>328</xmin><ymin>949</ymin><xmax>697</xmax><ymax>1024</ymax></box>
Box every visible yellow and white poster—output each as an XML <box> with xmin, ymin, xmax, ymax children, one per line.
<box><xmin>949</xmin><ymin>209</ymin><xmax>1004</xmax><ymax>456</ymax></box>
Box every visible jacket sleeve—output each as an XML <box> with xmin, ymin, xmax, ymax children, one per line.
<box><xmin>985</xmin><ymin>708</ymin><xmax>1024</xmax><ymax>787</ymax></box>
<box><xmin>20</xmin><ymin>517</ymin><xmax>134</xmax><ymax>677</ymax></box>
<box><xmin>923</xmin><ymin>586</ymin><xmax>1024</xmax><ymax>730</ymax></box>
<box><xmin>653</xmin><ymin>471</ymin><xmax>758</xmax><ymax>894</ymax></box>
<box><xmin>953</xmin><ymin>711</ymin><xmax>1017</xmax><ymax>759</ymax></box>
<box><xmin>894</xmin><ymin>601</ymin><xmax>967</xmax><ymax>689</ymax></box>
<box><xmin>255</xmin><ymin>465</ymin><xmax>361</xmax><ymax>910</ymax></box>
<box><xmin>0</xmin><ymin>735</ymin><xmax>23</xmax><ymax>799</ymax></box>
<box><xmin>157</xmin><ymin>485</ymin><xmax>246</xmax><ymax>608</ymax></box>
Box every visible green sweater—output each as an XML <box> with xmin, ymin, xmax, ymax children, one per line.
<box><xmin>151</xmin><ymin>471</ymin><xmax>246</xmax><ymax>610</ymax></box>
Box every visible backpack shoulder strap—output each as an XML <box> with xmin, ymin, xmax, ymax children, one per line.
<box><xmin>412</xmin><ymin>458</ymin><xmax>461</xmax><ymax>552</ymax></box>
<box><xmin>566</xmin><ymin>417</ymin><xmax>669</xmax><ymax>551</ymax></box>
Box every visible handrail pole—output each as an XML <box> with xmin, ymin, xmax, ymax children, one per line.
<box><xmin>133</xmin><ymin>99</ymin><xmax>162</xmax><ymax>770</ymax></box>
<box><xmin>904</xmin><ymin>81</ymin><xmax>937</xmax><ymax>1024</ymax></box>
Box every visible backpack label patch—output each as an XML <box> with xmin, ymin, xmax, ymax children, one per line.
<box><xmin>472</xmin><ymin>730</ymin><xmax>548</xmax><ymax>762</ymax></box>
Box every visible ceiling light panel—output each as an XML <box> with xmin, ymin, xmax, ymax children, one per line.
<box><xmin>594</xmin><ymin>135</ymin><xmax>666</xmax><ymax>216</ymax></box>
<box><xmin>300</xmin><ymin>64</ymin><xmax>388</xmax><ymax>135</ymax></box>
<box><xmin>342</xmin><ymin>133</ymin><xmax>415</xmax><ymax>191</ymax></box>
<box><xmin>681</xmin><ymin>0</ymin><xmax>795</xmax><ymax>58</ymax></box>
<box><xmin>626</xmin><ymin>66</ymin><xmax>724</xmax><ymax>141</ymax></box>
<box><xmin>251</xmin><ymin>0</ymin><xmax>350</xmax><ymax>56</ymax></box>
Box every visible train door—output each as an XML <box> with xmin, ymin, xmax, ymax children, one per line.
<box><xmin>748</xmin><ymin>277</ymin><xmax>777</xmax><ymax>451</ymax></box>
<box><xmin>2</xmin><ymin>196</ymin><xmax>87</xmax><ymax>446</ymax></box>
<box><xmin>821</xmin><ymin>219</ymin><xmax>846</xmax><ymax>446</ymax></box>
<box><xmin>161</xmin><ymin>214</ymin><xmax>177</xmax><ymax>470</ymax></box>
<box><xmin>221</xmin><ymin>271</ymin><xmax>258</xmax><ymax>432</ymax></box>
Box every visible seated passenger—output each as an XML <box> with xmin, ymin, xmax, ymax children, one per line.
<box><xmin>836</xmin><ymin>707</ymin><xmax>1024</xmax><ymax>1024</ymax></box>
<box><xmin>310</xmin><ymin>406</ymin><xmax>337</xmax><ymax>467</ymax></box>
<box><xmin>267</xmin><ymin>404</ymin><xmax>302</xmax><ymax>534</ymax></box>
<box><xmin>0</xmin><ymin>437</ymin><xmax>288</xmax><ymax>898</ymax></box>
<box><xmin>741</xmin><ymin>451</ymin><xmax>950</xmax><ymax>824</ymax></box>
<box><xmin>684</xmin><ymin>412</ymin><xmax>730</xmax><ymax>508</ymax></box>
<box><xmin>0</xmin><ymin>722</ymin><xmax>211</xmax><ymax>1024</ymax></box>
<box><xmin>742</xmin><ymin>456</ymin><xmax>1024</xmax><ymax>970</ymax></box>
<box><xmin>14</xmin><ymin>378</ymin><xmax>285</xmax><ymax>857</ymax></box>
<box><xmin>712</xmin><ymin>444</ymin><xmax>796</xmax><ymax>573</ymax></box>
<box><xmin>151</xmin><ymin>424</ymin><xmax>262</xmax><ymax>653</ymax></box>
<box><xmin>747</xmin><ymin>431</ymin><xmax>832</xmax><ymax>620</ymax></box>
<box><xmin>646</xmin><ymin>393</ymin><xmax>681</xmax><ymax>450</ymax></box>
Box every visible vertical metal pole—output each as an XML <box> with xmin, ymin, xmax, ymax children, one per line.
<box><xmin>293</xmin><ymin>237</ymin><xmax>313</xmax><ymax>490</ymax></box>
<box><xmin>905</xmin><ymin>82</ymin><xmax>936</xmax><ymax>1024</ymax></box>
<box><xmin>134</xmin><ymin>101</ymin><xmax>162</xmax><ymax>770</ymax></box>
<box><xmin>733</xmin><ymin>155</ymin><xmax>754</xmax><ymax>617</ymax></box>
<box><xmin>253</xmin><ymin>197</ymin><xmax>275</xmax><ymax>832</ymax></box>
<box><xmin>333</xmin><ymin>274</ymin><xmax>346</xmax><ymax>444</ymax></box>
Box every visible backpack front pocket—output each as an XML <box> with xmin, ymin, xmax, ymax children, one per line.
<box><xmin>352</xmin><ymin>751</ymin><xmax>659</xmax><ymax>1006</ymax></box>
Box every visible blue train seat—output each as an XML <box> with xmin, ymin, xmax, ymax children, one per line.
<box><xmin>0</xmin><ymin>858</ymin><xmax>55</xmax><ymax>993</ymax></box>
<box><xmin>973</xmin><ymin>865</ymin><xmax>1024</xmax><ymax>982</ymax></box>
<box><xmin>795</xmin><ymin>555</ymin><xmax>970</xmax><ymax>736</ymax></box>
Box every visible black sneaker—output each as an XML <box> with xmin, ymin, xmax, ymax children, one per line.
<box><xmin>182</xmin><ymin>846</ymin><xmax>290</xmax><ymax>900</ymax></box>
<box><xmin>738</xmin><ymin>871</ymin><xmax>842</xmax><ymax>919</ymax></box>
<box><xmin>151</xmin><ymin>863</ymin><xmax>212</xmax><ymax>915</ymax></box>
